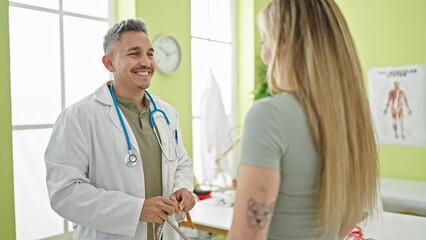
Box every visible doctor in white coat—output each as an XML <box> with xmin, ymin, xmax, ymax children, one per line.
<box><xmin>45</xmin><ymin>18</ymin><xmax>195</xmax><ymax>240</ymax></box>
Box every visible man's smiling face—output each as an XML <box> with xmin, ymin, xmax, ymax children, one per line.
<box><xmin>109</xmin><ymin>31</ymin><xmax>156</xmax><ymax>91</ymax></box>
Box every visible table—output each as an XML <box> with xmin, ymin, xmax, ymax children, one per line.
<box><xmin>180</xmin><ymin>199</ymin><xmax>426</xmax><ymax>239</ymax></box>
<box><xmin>179</xmin><ymin>198</ymin><xmax>233</xmax><ymax>235</ymax></box>
<box><xmin>380</xmin><ymin>177</ymin><xmax>426</xmax><ymax>216</ymax></box>
<box><xmin>358</xmin><ymin>211</ymin><xmax>426</xmax><ymax>239</ymax></box>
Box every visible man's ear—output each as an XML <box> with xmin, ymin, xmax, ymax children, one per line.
<box><xmin>102</xmin><ymin>55</ymin><xmax>115</xmax><ymax>72</ymax></box>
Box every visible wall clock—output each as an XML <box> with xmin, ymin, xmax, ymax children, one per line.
<box><xmin>153</xmin><ymin>35</ymin><xmax>182</xmax><ymax>74</ymax></box>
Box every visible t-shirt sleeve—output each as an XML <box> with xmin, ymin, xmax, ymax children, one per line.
<box><xmin>239</xmin><ymin>100</ymin><xmax>287</xmax><ymax>171</ymax></box>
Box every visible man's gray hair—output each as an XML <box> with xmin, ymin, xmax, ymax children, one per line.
<box><xmin>103</xmin><ymin>18</ymin><xmax>149</xmax><ymax>54</ymax></box>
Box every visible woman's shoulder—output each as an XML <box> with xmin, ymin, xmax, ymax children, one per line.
<box><xmin>250</xmin><ymin>92</ymin><xmax>302</xmax><ymax>115</ymax></box>
<box><xmin>246</xmin><ymin>92</ymin><xmax>307</xmax><ymax>136</ymax></box>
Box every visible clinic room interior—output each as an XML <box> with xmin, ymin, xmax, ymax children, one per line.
<box><xmin>1</xmin><ymin>0</ymin><xmax>425</xmax><ymax>239</ymax></box>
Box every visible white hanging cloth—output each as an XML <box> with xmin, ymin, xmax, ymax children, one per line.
<box><xmin>199</xmin><ymin>69</ymin><xmax>234</xmax><ymax>185</ymax></box>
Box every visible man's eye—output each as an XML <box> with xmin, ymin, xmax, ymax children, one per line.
<box><xmin>147</xmin><ymin>53</ymin><xmax>154</xmax><ymax>57</ymax></box>
<box><xmin>129</xmin><ymin>52</ymin><xmax>138</xmax><ymax>56</ymax></box>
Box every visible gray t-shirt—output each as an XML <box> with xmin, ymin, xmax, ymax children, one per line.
<box><xmin>240</xmin><ymin>93</ymin><xmax>338</xmax><ymax>240</ymax></box>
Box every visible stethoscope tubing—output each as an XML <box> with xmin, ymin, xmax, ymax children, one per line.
<box><xmin>144</xmin><ymin>89</ymin><xmax>171</xmax><ymax>127</ymax></box>
<box><xmin>110</xmin><ymin>83</ymin><xmax>181</xmax><ymax>166</ymax></box>
<box><xmin>110</xmin><ymin>84</ymin><xmax>132</xmax><ymax>153</ymax></box>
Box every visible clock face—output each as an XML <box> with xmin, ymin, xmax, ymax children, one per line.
<box><xmin>153</xmin><ymin>35</ymin><xmax>182</xmax><ymax>74</ymax></box>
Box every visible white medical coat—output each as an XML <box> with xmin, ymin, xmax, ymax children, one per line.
<box><xmin>45</xmin><ymin>81</ymin><xmax>193</xmax><ymax>239</ymax></box>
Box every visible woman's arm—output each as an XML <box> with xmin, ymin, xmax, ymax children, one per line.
<box><xmin>227</xmin><ymin>164</ymin><xmax>281</xmax><ymax>240</ymax></box>
<box><xmin>338</xmin><ymin>219</ymin><xmax>357</xmax><ymax>240</ymax></box>
<box><xmin>338</xmin><ymin>212</ymin><xmax>362</xmax><ymax>239</ymax></box>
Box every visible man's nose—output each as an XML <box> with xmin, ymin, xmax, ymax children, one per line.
<box><xmin>139</xmin><ymin>54</ymin><xmax>151</xmax><ymax>66</ymax></box>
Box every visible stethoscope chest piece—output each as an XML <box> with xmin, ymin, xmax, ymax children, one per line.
<box><xmin>124</xmin><ymin>153</ymin><xmax>138</xmax><ymax>167</ymax></box>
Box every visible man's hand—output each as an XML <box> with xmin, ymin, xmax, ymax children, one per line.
<box><xmin>170</xmin><ymin>188</ymin><xmax>196</xmax><ymax>212</ymax></box>
<box><xmin>140</xmin><ymin>196</ymin><xmax>180</xmax><ymax>224</ymax></box>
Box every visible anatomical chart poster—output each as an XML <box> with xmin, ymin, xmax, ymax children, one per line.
<box><xmin>368</xmin><ymin>64</ymin><xmax>426</xmax><ymax>147</ymax></box>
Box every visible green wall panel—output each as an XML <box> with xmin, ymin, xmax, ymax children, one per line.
<box><xmin>116</xmin><ymin>0</ymin><xmax>135</xmax><ymax>20</ymax></box>
<box><xmin>336</xmin><ymin>0</ymin><xmax>426</xmax><ymax>180</ymax></box>
<box><xmin>0</xmin><ymin>1</ymin><xmax>16</xmax><ymax>239</ymax></box>
<box><xmin>237</xmin><ymin>0</ymin><xmax>255</xmax><ymax>129</ymax></box>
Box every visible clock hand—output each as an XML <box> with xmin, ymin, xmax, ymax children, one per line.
<box><xmin>159</xmin><ymin>46</ymin><xmax>170</xmax><ymax>56</ymax></box>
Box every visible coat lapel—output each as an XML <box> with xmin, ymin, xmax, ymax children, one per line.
<box><xmin>95</xmin><ymin>82</ymin><xmax>140</xmax><ymax>155</ymax></box>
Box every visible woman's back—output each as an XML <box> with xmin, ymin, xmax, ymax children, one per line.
<box><xmin>227</xmin><ymin>0</ymin><xmax>378</xmax><ymax>239</ymax></box>
<box><xmin>240</xmin><ymin>93</ymin><xmax>337</xmax><ymax>239</ymax></box>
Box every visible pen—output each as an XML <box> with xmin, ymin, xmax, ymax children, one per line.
<box><xmin>174</xmin><ymin>130</ymin><xmax>178</xmax><ymax>157</ymax></box>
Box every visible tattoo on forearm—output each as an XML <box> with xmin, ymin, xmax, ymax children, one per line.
<box><xmin>246</xmin><ymin>198</ymin><xmax>275</xmax><ymax>232</ymax></box>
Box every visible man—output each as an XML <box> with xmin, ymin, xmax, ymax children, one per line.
<box><xmin>45</xmin><ymin>18</ymin><xmax>195</xmax><ymax>240</ymax></box>
<box><xmin>384</xmin><ymin>81</ymin><xmax>412</xmax><ymax>139</ymax></box>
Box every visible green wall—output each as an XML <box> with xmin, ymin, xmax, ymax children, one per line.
<box><xmin>0</xmin><ymin>0</ymin><xmax>16</xmax><ymax>239</ymax></box>
<box><xmin>236</xmin><ymin>0</ymin><xmax>255</xmax><ymax>128</ymax></box>
<box><xmin>335</xmin><ymin>0</ymin><xmax>426</xmax><ymax>180</ymax></box>
<box><xmin>116</xmin><ymin>0</ymin><xmax>135</xmax><ymax>19</ymax></box>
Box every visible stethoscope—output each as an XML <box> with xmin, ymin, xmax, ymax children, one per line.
<box><xmin>110</xmin><ymin>83</ymin><xmax>182</xmax><ymax>167</ymax></box>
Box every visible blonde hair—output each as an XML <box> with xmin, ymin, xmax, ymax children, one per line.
<box><xmin>258</xmin><ymin>0</ymin><xmax>378</xmax><ymax>237</ymax></box>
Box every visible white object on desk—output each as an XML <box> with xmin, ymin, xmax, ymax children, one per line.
<box><xmin>210</xmin><ymin>190</ymin><xmax>236</xmax><ymax>207</ymax></box>
<box><xmin>380</xmin><ymin>177</ymin><xmax>426</xmax><ymax>216</ymax></box>
<box><xmin>359</xmin><ymin>211</ymin><xmax>426</xmax><ymax>239</ymax></box>
<box><xmin>189</xmin><ymin>198</ymin><xmax>233</xmax><ymax>231</ymax></box>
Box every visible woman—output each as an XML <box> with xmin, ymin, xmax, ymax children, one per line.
<box><xmin>227</xmin><ymin>0</ymin><xmax>378</xmax><ymax>239</ymax></box>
